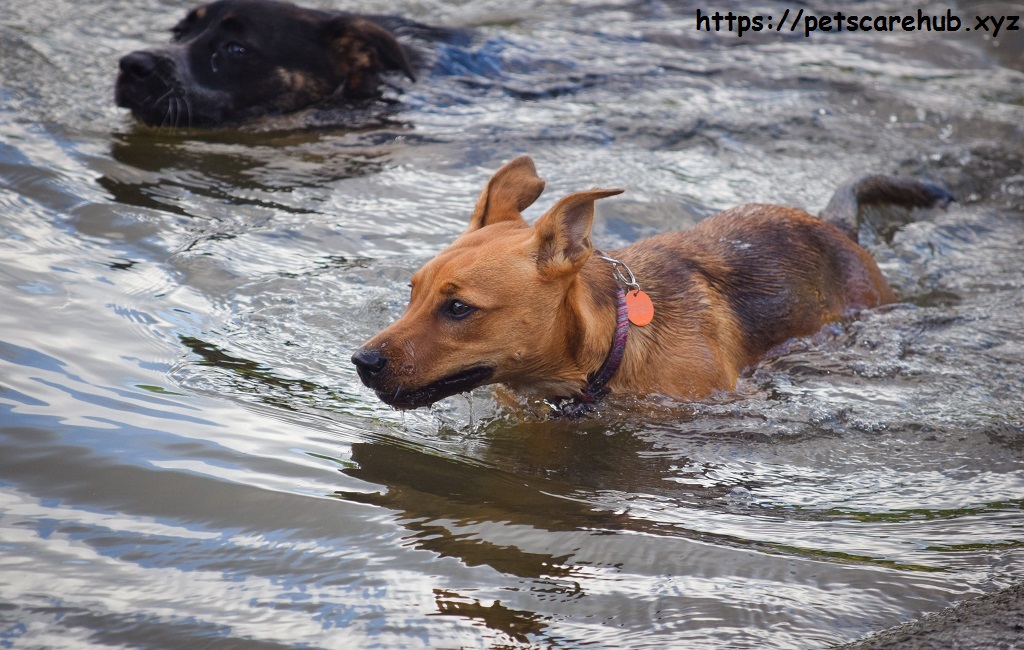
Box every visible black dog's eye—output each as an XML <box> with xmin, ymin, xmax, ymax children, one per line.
<box><xmin>211</xmin><ymin>43</ymin><xmax>250</xmax><ymax>73</ymax></box>
<box><xmin>443</xmin><ymin>299</ymin><xmax>476</xmax><ymax>320</ymax></box>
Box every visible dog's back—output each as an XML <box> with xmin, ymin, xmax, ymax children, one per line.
<box><xmin>605</xmin><ymin>176</ymin><xmax>953</xmax><ymax>396</ymax></box>
<box><xmin>612</xmin><ymin>206</ymin><xmax>893</xmax><ymax>378</ymax></box>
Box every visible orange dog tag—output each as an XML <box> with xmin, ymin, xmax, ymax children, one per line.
<box><xmin>626</xmin><ymin>289</ymin><xmax>654</xmax><ymax>326</ymax></box>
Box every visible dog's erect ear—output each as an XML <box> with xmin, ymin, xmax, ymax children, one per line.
<box><xmin>532</xmin><ymin>188</ymin><xmax>624</xmax><ymax>276</ymax></box>
<box><xmin>466</xmin><ymin>156</ymin><xmax>546</xmax><ymax>232</ymax></box>
<box><xmin>326</xmin><ymin>16</ymin><xmax>415</xmax><ymax>97</ymax></box>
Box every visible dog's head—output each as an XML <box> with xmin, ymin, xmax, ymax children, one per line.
<box><xmin>352</xmin><ymin>156</ymin><xmax>623</xmax><ymax>409</ymax></box>
<box><xmin>115</xmin><ymin>0</ymin><xmax>414</xmax><ymax>127</ymax></box>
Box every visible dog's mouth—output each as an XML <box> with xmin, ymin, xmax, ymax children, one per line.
<box><xmin>377</xmin><ymin>365</ymin><xmax>496</xmax><ymax>410</ymax></box>
<box><xmin>115</xmin><ymin>69</ymin><xmax>191</xmax><ymax>127</ymax></box>
<box><xmin>115</xmin><ymin>52</ymin><xmax>232</xmax><ymax>128</ymax></box>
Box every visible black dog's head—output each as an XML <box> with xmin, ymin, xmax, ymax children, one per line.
<box><xmin>115</xmin><ymin>0</ymin><xmax>415</xmax><ymax>128</ymax></box>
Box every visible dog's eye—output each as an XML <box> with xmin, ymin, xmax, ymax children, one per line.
<box><xmin>225</xmin><ymin>42</ymin><xmax>248</xmax><ymax>57</ymax></box>
<box><xmin>443</xmin><ymin>299</ymin><xmax>476</xmax><ymax>320</ymax></box>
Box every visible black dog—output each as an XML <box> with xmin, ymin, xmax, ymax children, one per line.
<box><xmin>115</xmin><ymin>0</ymin><xmax>421</xmax><ymax>128</ymax></box>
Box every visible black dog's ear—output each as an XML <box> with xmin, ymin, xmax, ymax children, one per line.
<box><xmin>170</xmin><ymin>4</ymin><xmax>209</xmax><ymax>42</ymax></box>
<box><xmin>325</xmin><ymin>16</ymin><xmax>415</xmax><ymax>98</ymax></box>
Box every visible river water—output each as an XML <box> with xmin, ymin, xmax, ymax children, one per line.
<box><xmin>2</xmin><ymin>0</ymin><xmax>1023</xmax><ymax>648</ymax></box>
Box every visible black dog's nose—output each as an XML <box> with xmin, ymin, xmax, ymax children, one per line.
<box><xmin>351</xmin><ymin>348</ymin><xmax>387</xmax><ymax>380</ymax></box>
<box><xmin>119</xmin><ymin>51</ymin><xmax>158</xmax><ymax>80</ymax></box>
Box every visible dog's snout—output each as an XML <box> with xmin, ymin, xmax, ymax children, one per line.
<box><xmin>352</xmin><ymin>348</ymin><xmax>387</xmax><ymax>382</ymax></box>
<box><xmin>119</xmin><ymin>51</ymin><xmax>158</xmax><ymax>80</ymax></box>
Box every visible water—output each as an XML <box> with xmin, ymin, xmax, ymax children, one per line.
<box><xmin>2</xmin><ymin>0</ymin><xmax>1023</xmax><ymax>647</ymax></box>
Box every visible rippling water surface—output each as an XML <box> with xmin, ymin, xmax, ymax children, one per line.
<box><xmin>2</xmin><ymin>0</ymin><xmax>1023</xmax><ymax>647</ymax></box>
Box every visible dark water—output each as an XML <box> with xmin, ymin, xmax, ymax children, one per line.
<box><xmin>2</xmin><ymin>0</ymin><xmax>1023</xmax><ymax>647</ymax></box>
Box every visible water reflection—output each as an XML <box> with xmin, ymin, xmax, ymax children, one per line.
<box><xmin>433</xmin><ymin>589</ymin><xmax>548</xmax><ymax>645</ymax></box>
<box><xmin>98</xmin><ymin>131</ymin><xmax>395</xmax><ymax>217</ymax></box>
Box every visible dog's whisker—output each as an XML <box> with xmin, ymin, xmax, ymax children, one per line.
<box><xmin>154</xmin><ymin>89</ymin><xmax>176</xmax><ymax>128</ymax></box>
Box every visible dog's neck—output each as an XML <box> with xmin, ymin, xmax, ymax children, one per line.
<box><xmin>546</xmin><ymin>254</ymin><xmax>629</xmax><ymax>412</ymax></box>
<box><xmin>559</xmin><ymin>284</ymin><xmax>630</xmax><ymax>417</ymax></box>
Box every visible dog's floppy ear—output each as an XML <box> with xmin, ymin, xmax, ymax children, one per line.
<box><xmin>326</xmin><ymin>16</ymin><xmax>415</xmax><ymax>98</ymax></box>
<box><xmin>532</xmin><ymin>188</ymin><xmax>624</xmax><ymax>277</ymax></box>
<box><xmin>466</xmin><ymin>156</ymin><xmax>546</xmax><ymax>232</ymax></box>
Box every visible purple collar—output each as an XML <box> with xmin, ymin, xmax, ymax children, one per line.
<box><xmin>558</xmin><ymin>288</ymin><xmax>630</xmax><ymax>418</ymax></box>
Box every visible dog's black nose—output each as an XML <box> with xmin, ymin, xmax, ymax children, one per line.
<box><xmin>119</xmin><ymin>51</ymin><xmax>158</xmax><ymax>80</ymax></box>
<box><xmin>352</xmin><ymin>348</ymin><xmax>387</xmax><ymax>380</ymax></box>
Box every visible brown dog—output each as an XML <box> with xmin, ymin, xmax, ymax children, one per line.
<box><xmin>352</xmin><ymin>157</ymin><xmax>952</xmax><ymax>415</ymax></box>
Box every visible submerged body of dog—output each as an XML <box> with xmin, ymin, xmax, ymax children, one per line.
<box><xmin>115</xmin><ymin>0</ymin><xmax>427</xmax><ymax>128</ymax></box>
<box><xmin>352</xmin><ymin>157</ymin><xmax>952</xmax><ymax>412</ymax></box>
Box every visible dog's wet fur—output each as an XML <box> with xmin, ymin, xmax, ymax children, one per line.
<box><xmin>115</xmin><ymin>0</ymin><xmax>423</xmax><ymax>128</ymax></box>
<box><xmin>352</xmin><ymin>156</ymin><xmax>953</xmax><ymax>412</ymax></box>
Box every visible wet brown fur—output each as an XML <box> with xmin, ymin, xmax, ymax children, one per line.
<box><xmin>354</xmin><ymin>157</ymin><xmax>946</xmax><ymax>409</ymax></box>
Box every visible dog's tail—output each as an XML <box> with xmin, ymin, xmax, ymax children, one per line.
<box><xmin>820</xmin><ymin>174</ymin><xmax>954</xmax><ymax>242</ymax></box>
